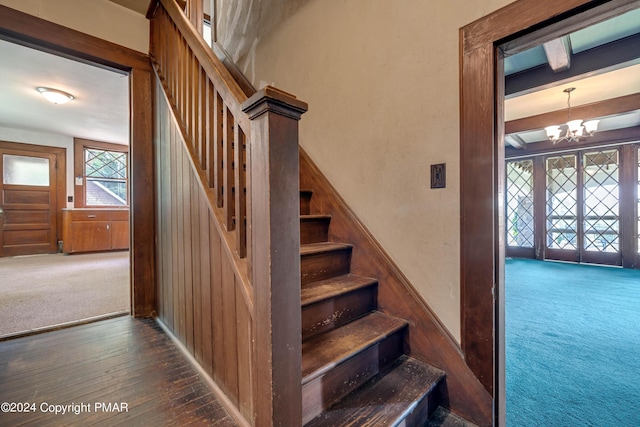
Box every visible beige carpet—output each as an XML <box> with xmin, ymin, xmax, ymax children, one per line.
<box><xmin>0</xmin><ymin>251</ymin><xmax>130</xmax><ymax>337</ymax></box>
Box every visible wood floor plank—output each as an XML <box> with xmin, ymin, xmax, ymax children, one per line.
<box><xmin>0</xmin><ymin>329</ymin><xmax>181</xmax><ymax>389</ymax></box>
<box><xmin>0</xmin><ymin>316</ymin><xmax>237</xmax><ymax>427</ymax></box>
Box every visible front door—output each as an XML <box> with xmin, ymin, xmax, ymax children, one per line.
<box><xmin>0</xmin><ymin>147</ymin><xmax>58</xmax><ymax>257</ymax></box>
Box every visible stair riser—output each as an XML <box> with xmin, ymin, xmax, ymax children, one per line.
<box><xmin>302</xmin><ymin>287</ymin><xmax>377</xmax><ymax>341</ymax></box>
<box><xmin>401</xmin><ymin>386</ymin><xmax>441</xmax><ymax>427</ymax></box>
<box><xmin>300</xmin><ymin>191</ymin><xmax>312</xmax><ymax>215</ymax></box>
<box><xmin>300</xmin><ymin>219</ymin><xmax>330</xmax><ymax>245</ymax></box>
<box><xmin>301</xmin><ymin>249</ymin><xmax>351</xmax><ymax>285</ymax></box>
<box><xmin>302</xmin><ymin>329</ymin><xmax>405</xmax><ymax>425</ymax></box>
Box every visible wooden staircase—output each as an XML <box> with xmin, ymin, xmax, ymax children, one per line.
<box><xmin>299</xmin><ymin>189</ymin><xmax>447</xmax><ymax>426</ymax></box>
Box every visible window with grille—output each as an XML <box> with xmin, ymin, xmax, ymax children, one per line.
<box><xmin>506</xmin><ymin>160</ymin><xmax>534</xmax><ymax>247</ymax></box>
<box><xmin>85</xmin><ymin>148</ymin><xmax>128</xmax><ymax>206</ymax></box>
<box><xmin>74</xmin><ymin>139</ymin><xmax>128</xmax><ymax>208</ymax></box>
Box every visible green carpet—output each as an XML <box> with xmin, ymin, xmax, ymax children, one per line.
<box><xmin>506</xmin><ymin>258</ymin><xmax>640</xmax><ymax>427</ymax></box>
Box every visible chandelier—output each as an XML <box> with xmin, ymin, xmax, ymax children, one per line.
<box><xmin>544</xmin><ymin>87</ymin><xmax>599</xmax><ymax>144</ymax></box>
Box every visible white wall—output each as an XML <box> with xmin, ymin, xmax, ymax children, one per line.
<box><xmin>217</xmin><ymin>0</ymin><xmax>516</xmax><ymax>342</ymax></box>
<box><xmin>0</xmin><ymin>126</ymin><xmax>75</xmax><ymax>208</ymax></box>
<box><xmin>0</xmin><ymin>0</ymin><xmax>149</xmax><ymax>53</ymax></box>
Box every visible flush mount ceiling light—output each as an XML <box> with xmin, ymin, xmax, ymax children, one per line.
<box><xmin>36</xmin><ymin>87</ymin><xmax>75</xmax><ymax>104</ymax></box>
<box><xmin>544</xmin><ymin>87</ymin><xmax>599</xmax><ymax>144</ymax></box>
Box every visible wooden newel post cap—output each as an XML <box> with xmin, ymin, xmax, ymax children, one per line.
<box><xmin>241</xmin><ymin>86</ymin><xmax>308</xmax><ymax>121</ymax></box>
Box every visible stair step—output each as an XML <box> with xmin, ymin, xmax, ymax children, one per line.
<box><xmin>305</xmin><ymin>355</ymin><xmax>445</xmax><ymax>427</ymax></box>
<box><xmin>302</xmin><ymin>274</ymin><xmax>378</xmax><ymax>341</ymax></box>
<box><xmin>302</xmin><ymin>311</ymin><xmax>407</xmax><ymax>424</ymax></box>
<box><xmin>300</xmin><ymin>215</ymin><xmax>332</xmax><ymax>244</ymax></box>
<box><xmin>300</xmin><ymin>189</ymin><xmax>313</xmax><ymax>215</ymax></box>
<box><xmin>427</xmin><ymin>406</ymin><xmax>478</xmax><ymax>427</ymax></box>
<box><xmin>301</xmin><ymin>242</ymin><xmax>353</xmax><ymax>285</ymax></box>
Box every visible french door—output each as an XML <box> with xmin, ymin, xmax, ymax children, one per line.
<box><xmin>545</xmin><ymin>149</ymin><xmax>621</xmax><ymax>265</ymax></box>
<box><xmin>506</xmin><ymin>145</ymin><xmax>638</xmax><ymax>267</ymax></box>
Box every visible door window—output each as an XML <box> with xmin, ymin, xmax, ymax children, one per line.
<box><xmin>546</xmin><ymin>155</ymin><xmax>578</xmax><ymax>250</ymax></box>
<box><xmin>583</xmin><ymin>149</ymin><xmax>619</xmax><ymax>253</ymax></box>
<box><xmin>3</xmin><ymin>154</ymin><xmax>50</xmax><ymax>186</ymax></box>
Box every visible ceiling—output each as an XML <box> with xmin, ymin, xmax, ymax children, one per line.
<box><xmin>0</xmin><ymin>39</ymin><xmax>130</xmax><ymax>144</ymax></box>
<box><xmin>0</xmin><ymin>3</ymin><xmax>638</xmax><ymax>149</ymax></box>
<box><xmin>0</xmin><ymin>0</ymin><xmax>153</xmax><ymax>146</ymax></box>
<box><xmin>503</xmin><ymin>7</ymin><xmax>640</xmax><ymax>148</ymax></box>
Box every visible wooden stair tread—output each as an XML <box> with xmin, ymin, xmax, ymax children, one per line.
<box><xmin>306</xmin><ymin>355</ymin><xmax>445</xmax><ymax>427</ymax></box>
<box><xmin>300</xmin><ymin>214</ymin><xmax>332</xmax><ymax>221</ymax></box>
<box><xmin>300</xmin><ymin>242</ymin><xmax>352</xmax><ymax>256</ymax></box>
<box><xmin>302</xmin><ymin>311</ymin><xmax>407</xmax><ymax>384</ymax></box>
<box><xmin>301</xmin><ymin>274</ymin><xmax>377</xmax><ymax>307</ymax></box>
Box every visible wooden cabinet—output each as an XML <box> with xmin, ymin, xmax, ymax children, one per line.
<box><xmin>62</xmin><ymin>209</ymin><xmax>129</xmax><ymax>254</ymax></box>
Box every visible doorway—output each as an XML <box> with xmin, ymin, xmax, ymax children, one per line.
<box><xmin>0</xmin><ymin>142</ymin><xmax>64</xmax><ymax>257</ymax></box>
<box><xmin>0</xmin><ymin>39</ymin><xmax>132</xmax><ymax>338</ymax></box>
<box><xmin>460</xmin><ymin>1</ymin><xmax>640</xmax><ymax>425</ymax></box>
<box><xmin>0</xmin><ymin>4</ymin><xmax>155</xmax><ymax>318</ymax></box>
<box><xmin>501</xmin><ymin>6</ymin><xmax>640</xmax><ymax>423</ymax></box>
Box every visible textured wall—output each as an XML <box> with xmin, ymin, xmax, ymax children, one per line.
<box><xmin>0</xmin><ymin>0</ymin><xmax>149</xmax><ymax>53</ymax></box>
<box><xmin>214</xmin><ymin>0</ymin><xmax>311</xmax><ymax>83</ymax></box>
<box><xmin>216</xmin><ymin>0</ymin><xmax>515</xmax><ymax>342</ymax></box>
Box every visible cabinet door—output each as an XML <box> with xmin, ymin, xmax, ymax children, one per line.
<box><xmin>111</xmin><ymin>220</ymin><xmax>130</xmax><ymax>250</ymax></box>
<box><xmin>70</xmin><ymin>221</ymin><xmax>111</xmax><ymax>252</ymax></box>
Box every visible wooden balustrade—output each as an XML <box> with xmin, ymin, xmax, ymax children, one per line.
<box><xmin>152</xmin><ymin>0</ymin><xmax>248</xmax><ymax>259</ymax></box>
<box><xmin>149</xmin><ymin>1</ymin><xmax>307</xmax><ymax>425</ymax></box>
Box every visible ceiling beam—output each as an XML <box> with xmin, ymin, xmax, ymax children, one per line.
<box><xmin>505</xmin><ymin>125</ymin><xmax>640</xmax><ymax>158</ymax></box>
<box><xmin>543</xmin><ymin>36</ymin><xmax>572</xmax><ymax>72</ymax></box>
<box><xmin>505</xmin><ymin>134</ymin><xmax>527</xmax><ymax>149</ymax></box>
<box><xmin>506</xmin><ymin>32</ymin><xmax>640</xmax><ymax>97</ymax></box>
<box><xmin>505</xmin><ymin>92</ymin><xmax>640</xmax><ymax>134</ymax></box>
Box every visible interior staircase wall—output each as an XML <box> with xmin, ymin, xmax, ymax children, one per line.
<box><xmin>215</xmin><ymin>0</ymin><xmax>515</xmax><ymax>342</ymax></box>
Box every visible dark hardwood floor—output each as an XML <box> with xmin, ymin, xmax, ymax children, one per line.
<box><xmin>0</xmin><ymin>316</ymin><xmax>237</xmax><ymax>426</ymax></box>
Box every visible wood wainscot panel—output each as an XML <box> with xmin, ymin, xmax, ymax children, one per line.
<box><xmin>151</xmin><ymin>74</ymin><xmax>255</xmax><ymax>425</ymax></box>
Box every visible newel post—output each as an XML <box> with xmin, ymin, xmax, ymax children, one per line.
<box><xmin>242</xmin><ymin>87</ymin><xmax>308</xmax><ymax>427</ymax></box>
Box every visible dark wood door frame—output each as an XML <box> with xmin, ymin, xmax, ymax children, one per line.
<box><xmin>0</xmin><ymin>5</ymin><xmax>155</xmax><ymax>317</ymax></box>
<box><xmin>460</xmin><ymin>0</ymin><xmax>638</xmax><ymax>425</ymax></box>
